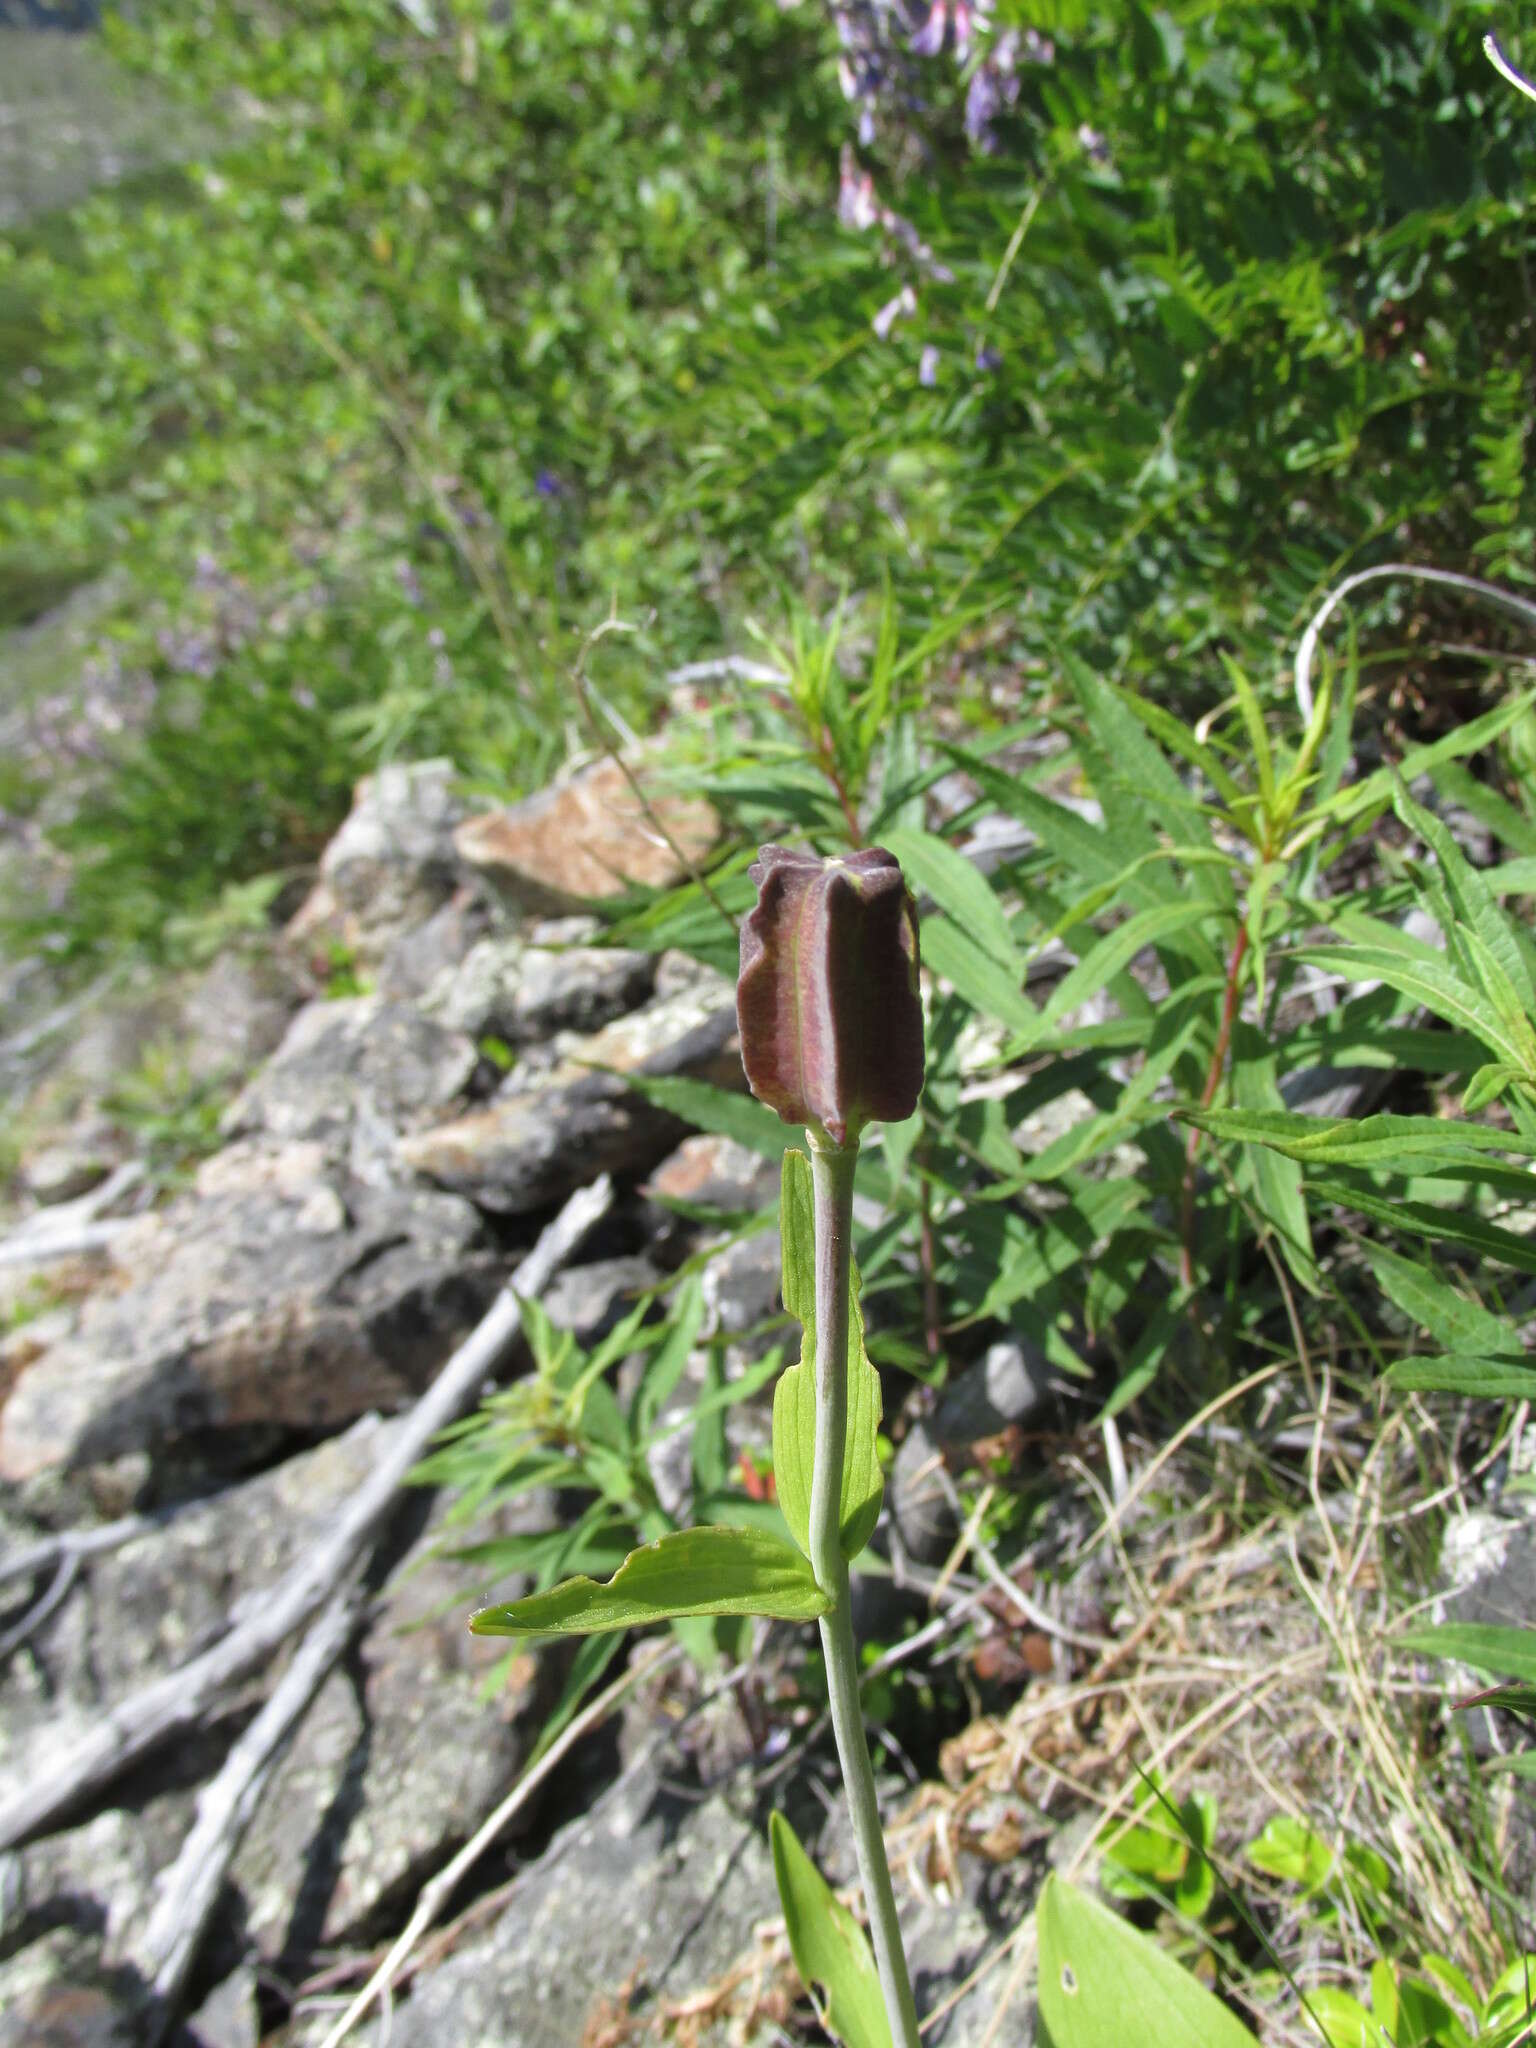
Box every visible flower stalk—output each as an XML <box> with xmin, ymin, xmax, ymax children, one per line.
<box><xmin>807</xmin><ymin>1132</ymin><xmax>923</xmax><ymax>2048</ymax></box>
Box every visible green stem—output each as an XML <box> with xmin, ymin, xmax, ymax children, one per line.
<box><xmin>807</xmin><ymin>1134</ymin><xmax>922</xmax><ymax>2048</ymax></box>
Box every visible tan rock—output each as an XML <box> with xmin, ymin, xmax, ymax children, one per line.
<box><xmin>455</xmin><ymin>755</ymin><xmax>718</xmax><ymax>914</ymax></box>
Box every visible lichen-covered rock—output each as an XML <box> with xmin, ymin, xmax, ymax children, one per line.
<box><xmin>220</xmin><ymin>997</ymin><xmax>478</xmax><ymax>1160</ymax></box>
<box><xmin>229</xmin><ymin>1503</ymin><xmax>550</xmax><ymax>1962</ymax></box>
<box><xmin>455</xmin><ymin>754</ymin><xmax>718</xmax><ymax>915</ymax></box>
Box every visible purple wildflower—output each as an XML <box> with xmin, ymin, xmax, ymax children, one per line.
<box><xmin>919</xmin><ymin>344</ymin><xmax>940</xmax><ymax>387</ymax></box>
<box><xmin>873</xmin><ymin>285</ymin><xmax>918</xmax><ymax>340</ymax></box>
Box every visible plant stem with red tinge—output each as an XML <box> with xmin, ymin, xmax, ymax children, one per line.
<box><xmin>1179</xmin><ymin>922</ymin><xmax>1251</xmax><ymax>1290</ymax></box>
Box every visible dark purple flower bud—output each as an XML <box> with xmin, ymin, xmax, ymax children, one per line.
<box><xmin>534</xmin><ymin>469</ymin><xmax>563</xmax><ymax>499</ymax></box>
<box><xmin>737</xmin><ymin>845</ymin><xmax>924</xmax><ymax>1147</ymax></box>
<box><xmin>975</xmin><ymin>343</ymin><xmax>1003</xmax><ymax>372</ymax></box>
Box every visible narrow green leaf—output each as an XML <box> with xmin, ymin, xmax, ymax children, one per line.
<box><xmin>1297</xmin><ymin>945</ymin><xmax>1527</xmax><ymax>1070</ymax></box>
<box><xmin>881</xmin><ymin>823</ymin><xmax>1022</xmax><ymax>978</ymax></box>
<box><xmin>770</xmin><ymin>1813</ymin><xmax>892</xmax><ymax>2048</ymax></box>
<box><xmin>1016</xmin><ymin>901</ymin><xmax>1216</xmax><ymax>1051</ymax></box>
<box><xmin>620</xmin><ymin>1071</ymin><xmax>792</xmax><ymax>1160</ymax></box>
<box><xmin>1463</xmin><ymin>1063</ymin><xmax>1524</xmax><ymax>1114</ymax></box>
<box><xmin>1309</xmin><ymin>1179</ymin><xmax>1536</xmax><ymax>1275</ymax></box>
<box><xmin>1385</xmin><ymin>1356</ymin><xmax>1536</xmax><ymax>1395</ymax></box>
<box><xmin>921</xmin><ymin>913</ymin><xmax>1038</xmax><ymax>1034</ymax></box>
<box><xmin>1110</xmin><ymin>683</ymin><xmax>1243</xmax><ymax>806</ymax></box>
<box><xmin>1393</xmin><ymin>780</ymin><xmax>1536</xmax><ymax>1014</ymax></box>
<box><xmin>1175</xmin><ymin>1106</ymin><xmax>1536</xmax><ymax>1172</ymax></box>
<box><xmin>468</xmin><ymin>1525</ymin><xmax>830</xmax><ymax>1636</ymax></box>
<box><xmin>1364</xmin><ymin>1243</ymin><xmax>1515</xmax><ymax>1355</ymax></box>
<box><xmin>1231</xmin><ymin>1025</ymin><xmax>1318</xmax><ymax>1294</ymax></box>
<box><xmin>773</xmin><ymin>1151</ymin><xmax>884</xmax><ymax>1562</ymax></box>
<box><xmin>1399</xmin><ymin>1624</ymin><xmax>1536</xmax><ymax>1685</ymax></box>
<box><xmin>1037</xmin><ymin>1875</ymin><xmax>1261</xmax><ymax>2048</ymax></box>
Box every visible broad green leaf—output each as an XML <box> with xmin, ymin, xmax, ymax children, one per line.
<box><xmin>468</xmin><ymin>1525</ymin><xmax>830</xmax><ymax>1637</ymax></box>
<box><xmin>1364</xmin><ymin>1244</ymin><xmax>1515</xmax><ymax>1355</ymax></box>
<box><xmin>1385</xmin><ymin>1356</ymin><xmax>1536</xmax><ymax>1396</ymax></box>
<box><xmin>773</xmin><ymin>1150</ymin><xmax>884</xmax><ymax>1561</ymax></box>
<box><xmin>1303</xmin><ymin>1985</ymin><xmax>1390</xmax><ymax>2047</ymax></box>
<box><xmin>1297</xmin><ymin>945</ymin><xmax>1529</xmax><ymax>1070</ymax></box>
<box><xmin>1245</xmin><ymin>1816</ymin><xmax>1335</xmax><ymax>1892</ymax></box>
<box><xmin>881</xmin><ymin>823</ymin><xmax>1022</xmax><ymax>978</ymax></box>
<box><xmin>1036</xmin><ymin>1875</ymin><xmax>1260</xmax><ymax>2048</ymax></box>
<box><xmin>619</xmin><ymin>1071</ymin><xmax>792</xmax><ymax>1161</ymax></box>
<box><xmin>769</xmin><ymin>1813</ymin><xmax>891</xmax><ymax>2048</ymax></box>
<box><xmin>1398</xmin><ymin>1624</ymin><xmax>1536</xmax><ymax>1685</ymax></box>
<box><xmin>1175</xmin><ymin>1107</ymin><xmax>1536</xmax><ymax>1172</ymax></box>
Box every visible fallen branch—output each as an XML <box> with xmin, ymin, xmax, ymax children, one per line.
<box><xmin>131</xmin><ymin>1587</ymin><xmax>363</xmax><ymax>2041</ymax></box>
<box><xmin>0</xmin><ymin>1174</ymin><xmax>613</xmax><ymax>1850</ymax></box>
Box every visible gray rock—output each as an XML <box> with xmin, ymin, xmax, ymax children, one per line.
<box><xmin>230</xmin><ymin>1500</ymin><xmax>550</xmax><ymax>1962</ymax></box>
<box><xmin>425</xmin><ymin>934</ymin><xmax>656</xmax><ymax>1045</ymax></box>
<box><xmin>399</xmin><ymin>979</ymin><xmax>739</xmax><ymax>1215</ymax></box>
<box><xmin>288</xmin><ymin>760</ymin><xmax>470</xmax><ymax>964</ymax></box>
<box><xmin>178</xmin><ymin>948</ymin><xmax>312</xmax><ymax>1087</ymax></box>
<box><xmin>186</xmin><ymin>1968</ymin><xmax>260</xmax><ymax>2048</ymax></box>
<box><xmin>293</xmin><ymin>1755</ymin><xmax>770</xmax><ymax>2048</ymax></box>
<box><xmin>0</xmin><ymin>1417</ymin><xmax>406</xmax><ymax>1777</ymax></box>
<box><xmin>0</xmin><ymin>1177</ymin><xmax>500</xmax><ymax>1485</ymax></box>
<box><xmin>541</xmin><ymin>1254</ymin><xmax>661</xmax><ymax>1348</ymax></box>
<box><xmin>374</xmin><ymin>890</ymin><xmax>493</xmax><ymax>1004</ymax></box>
<box><xmin>221</xmin><ymin>997</ymin><xmax>478</xmax><ymax>1160</ymax></box>
<box><xmin>892</xmin><ymin>1341</ymin><xmax>1051</xmax><ymax>1564</ymax></box>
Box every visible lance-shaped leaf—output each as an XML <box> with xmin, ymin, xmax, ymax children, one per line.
<box><xmin>468</xmin><ymin>1525</ymin><xmax>830</xmax><ymax>1637</ymax></box>
<box><xmin>770</xmin><ymin>1813</ymin><xmax>892</xmax><ymax>2048</ymax></box>
<box><xmin>737</xmin><ymin>844</ymin><xmax>924</xmax><ymax>1145</ymax></box>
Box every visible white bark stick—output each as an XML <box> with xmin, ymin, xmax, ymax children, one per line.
<box><xmin>132</xmin><ymin>1587</ymin><xmax>363</xmax><ymax>2038</ymax></box>
<box><xmin>0</xmin><ymin>1174</ymin><xmax>613</xmax><ymax>1850</ymax></box>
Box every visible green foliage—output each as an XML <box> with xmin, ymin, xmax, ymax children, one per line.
<box><xmin>1036</xmin><ymin>1874</ymin><xmax>1260</xmax><ymax>2048</ymax></box>
<box><xmin>770</xmin><ymin>1812</ymin><xmax>892</xmax><ymax>2048</ymax></box>
<box><xmin>412</xmin><ymin>1280</ymin><xmax>783</xmax><ymax>1673</ymax></box>
<box><xmin>8</xmin><ymin>2</ymin><xmax>1536</xmax><ymax>960</ymax></box>
<box><xmin>468</xmin><ymin>1523</ymin><xmax>828</xmax><ymax>1637</ymax></box>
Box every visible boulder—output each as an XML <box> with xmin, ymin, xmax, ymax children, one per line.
<box><xmin>455</xmin><ymin>754</ymin><xmax>718</xmax><ymax>916</ymax></box>
<box><xmin>0</xmin><ymin>1175</ymin><xmax>501</xmax><ymax>1488</ymax></box>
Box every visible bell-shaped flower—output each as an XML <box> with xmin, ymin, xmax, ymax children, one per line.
<box><xmin>737</xmin><ymin>845</ymin><xmax>924</xmax><ymax>1147</ymax></box>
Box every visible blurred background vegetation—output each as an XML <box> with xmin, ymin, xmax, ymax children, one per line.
<box><xmin>1</xmin><ymin>0</ymin><xmax>1533</xmax><ymax>961</ymax></box>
